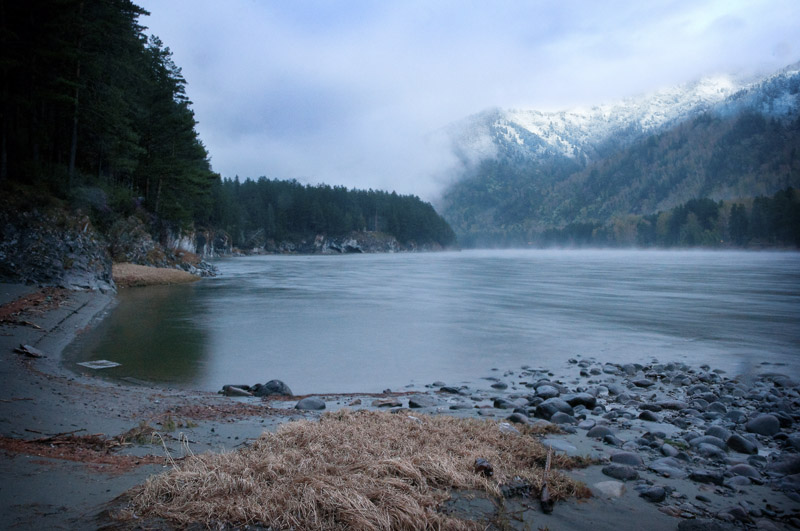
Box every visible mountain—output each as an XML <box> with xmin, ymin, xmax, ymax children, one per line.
<box><xmin>440</xmin><ymin>63</ymin><xmax>800</xmax><ymax>247</ymax></box>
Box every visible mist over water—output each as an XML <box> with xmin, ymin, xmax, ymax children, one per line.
<box><xmin>68</xmin><ymin>250</ymin><xmax>800</xmax><ymax>394</ymax></box>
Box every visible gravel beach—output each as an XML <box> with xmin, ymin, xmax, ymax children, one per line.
<box><xmin>1</xmin><ymin>283</ymin><xmax>798</xmax><ymax>529</ymax></box>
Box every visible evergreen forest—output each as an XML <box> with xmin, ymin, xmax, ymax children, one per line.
<box><xmin>1</xmin><ymin>0</ymin><xmax>456</xmax><ymax>250</ymax></box>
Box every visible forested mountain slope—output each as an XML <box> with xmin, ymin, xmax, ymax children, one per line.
<box><xmin>441</xmin><ymin>65</ymin><xmax>800</xmax><ymax>247</ymax></box>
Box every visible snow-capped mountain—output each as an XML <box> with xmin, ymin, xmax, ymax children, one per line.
<box><xmin>440</xmin><ymin>62</ymin><xmax>800</xmax><ymax>246</ymax></box>
<box><xmin>447</xmin><ymin>63</ymin><xmax>799</xmax><ymax>166</ymax></box>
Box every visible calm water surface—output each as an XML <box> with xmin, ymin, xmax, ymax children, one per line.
<box><xmin>67</xmin><ymin>250</ymin><xmax>800</xmax><ymax>394</ymax></box>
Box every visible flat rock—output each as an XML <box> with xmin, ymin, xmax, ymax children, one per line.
<box><xmin>490</xmin><ymin>382</ymin><xmax>508</xmax><ymax>390</ymax></box>
<box><xmin>295</xmin><ymin>397</ymin><xmax>326</xmax><ymax>410</ymax></box>
<box><xmin>649</xmin><ymin>457</ymin><xmax>689</xmax><ymax>478</ymax></box>
<box><xmin>593</xmin><ymin>480</ymin><xmax>626</xmax><ymax>498</ymax></box>
<box><xmin>632</xmin><ymin>378</ymin><xmax>655</xmax><ymax>388</ymax></box>
<box><xmin>577</xmin><ymin>419</ymin><xmax>596</xmax><ymax>430</ymax></box>
<box><xmin>222</xmin><ymin>385</ymin><xmax>253</xmax><ymax>397</ymax></box>
<box><xmin>689</xmin><ymin>435</ymin><xmax>727</xmax><ymax>451</ymax></box>
<box><xmin>372</xmin><ymin>398</ymin><xmax>402</xmax><ymax>408</ymax></box>
<box><xmin>541</xmin><ymin>438</ymin><xmax>579</xmax><ymax>456</ymax></box>
<box><xmin>408</xmin><ymin>396</ymin><xmax>438</xmax><ymax>408</ymax></box>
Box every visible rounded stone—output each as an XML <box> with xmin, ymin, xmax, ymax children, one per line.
<box><xmin>295</xmin><ymin>397</ymin><xmax>326</xmax><ymax>410</ymax></box>
<box><xmin>534</xmin><ymin>398</ymin><xmax>574</xmax><ymax>420</ymax></box>
<box><xmin>587</xmin><ymin>425</ymin><xmax>614</xmax><ymax>439</ymax></box>
<box><xmin>550</xmin><ymin>412</ymin><xmax>578</xmax><ymax>425</ymax></box>
<box><xmin>639</xmin><ymin>486</ymin><xmax>666</xmax><ymax>503</ymax></box>
<box><xmin>253</xmin><ymin>379</ymin><xmax>293</xmax><ymax>397</ymax></box>
<box><xmin>535</xmin><ymin>385</ymin><xmax>560</xmax><ymax>399</ymax></box>
<box><xmin>727</xmin><ymin>433</ymin><xmax>758</xmax><ymax>454</ymax></box>
<box><xmin>610</xmin><ymin>451</ymin><xmax>644</xmax><ymax>467</ymax></box>
<box><xmin>602</xmin><ymin>463</ymin><xmax>639</xmax><ymax>481</ymax></box>
<box><xmin>746</xmin><ymin>414</ymin><xmax>781</xmax><ymax>436</ymax></box>
<box><xmin>639</xmin><ymin>410</ymin><xmax>660</xmax><ymax>422</ymax></box>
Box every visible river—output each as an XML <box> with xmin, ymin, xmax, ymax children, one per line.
<box><xmin>66</xmin><ymin>249</ymin><xmax>800</xmax><ymax>394</ymax></box>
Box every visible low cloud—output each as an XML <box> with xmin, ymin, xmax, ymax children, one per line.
<box><xmin>139</xmin><ymin>0</ymin><xmax>800</xmax><ymax>201</ymax></box>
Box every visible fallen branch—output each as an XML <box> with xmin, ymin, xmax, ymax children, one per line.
<box><xmin>28</xmin><ymin>428</ymin><xmax>86</xmax><ymax>443</ymax></box>
<box><xmin>540</xmin><ymin>447</ymin><xmax>554</xmax><ymax>514</ymax></box>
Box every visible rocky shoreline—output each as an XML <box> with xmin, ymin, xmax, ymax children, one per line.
<box><xmin>0</xmin><ymin>284</ymin><xmax>798</xmax><ymax>529</ymax></box>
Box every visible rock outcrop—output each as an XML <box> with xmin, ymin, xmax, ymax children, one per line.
<box><xmin>0</xmin><ymin>204</ymin><xmax>114</xmax><ymax>291</ymax></box>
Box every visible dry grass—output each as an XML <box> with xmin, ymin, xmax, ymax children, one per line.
<box><xmin>121</xmin><ymin>410</ymin><xmax>590</xmax><ymax>529</ymax></box>
<box><xmin>112</xmin><ymin>262</ymin><xmax>199</xmax><ymax>288</ymax></box>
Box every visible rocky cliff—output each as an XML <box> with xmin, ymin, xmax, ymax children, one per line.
<box><xmin>0</xmin><ymin>203</ymin><xmax>114</xmax><ymax>292</ymax></box>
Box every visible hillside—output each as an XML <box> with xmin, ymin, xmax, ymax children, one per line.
<box><xmin>440</xmin><ymin>64</ymin><xmax>800</xmax><ymax>247</ymax></box>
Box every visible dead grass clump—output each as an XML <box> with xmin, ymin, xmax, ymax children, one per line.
<box><xmin>122</xmin><ymin>410</ymin><xmax>589</xmax><ymax>529</ymax></box>
<box><xmin>112</xmin><ymin>263</ymin><xmax>199</xmax><ymax>288</ymax></box>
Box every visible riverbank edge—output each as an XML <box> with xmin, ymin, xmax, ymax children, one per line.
<box><xmin>0</xmin><ymin>283</ymin><xmax>798</xmax><ymax>530</ymax></box>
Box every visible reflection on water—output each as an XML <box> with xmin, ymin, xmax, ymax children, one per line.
<box><xmin>68</xmin><ymin>250</ymin><xmax>800</xmax><ymax>394</ymax></box>
<box><xmin>66</xmin><ymin>284</ymin><xmax>209</xmax><ymax>384</ymax></box>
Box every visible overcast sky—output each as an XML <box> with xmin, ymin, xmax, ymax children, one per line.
<box><xmin>137</xmin><ymin>0</ymin><xmax>799</xmax><ymax>200</ymax></box>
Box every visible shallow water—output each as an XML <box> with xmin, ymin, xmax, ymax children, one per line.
<box><xmin>67</xmin><ymin>249</ymin><xmax>800</xmax><ymax>394</ymax></box>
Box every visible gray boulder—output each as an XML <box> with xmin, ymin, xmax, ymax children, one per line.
<box><xmin>534</xmin><ymin>398</ymin><xmax>574</xmax><ymax>420</ymax></box>
<box><xmin>586</xmin><ymin>425</ymin><xmax>614</xmax><ymax>439</ymax></box>
<box><xmin>535</xmin><ymin>385</ymin><xmax>560</xmax><ymax>399</ymax></box>
<box><xmin>602</xmin><ymin>464</ymin><xmax>639</xmax><ymax>481</ymax></box>
<box><xmin>745</xmin><ymin>414</ymin><xmax>781</xmax><ymax>436</ymax></box>
<box><xmin>295</xmin><ymin>397</ymin><xmax>326</xmax><ymax>410</ymax></box>
<box><xmin>726</xmin><ymin>433</ymin><xmax>757</xmax><ymax>454</ymax></box>
<box><xmin>408</xmin><ymin>395</ymin><xmax>438</xmax><ymax>408</ymax></box>
<box><xmin>562</xmin><ymin>392</ymin><xmax>597</xmax><ymax>409</ymax></box>
<box><xmin>253</xmin><ymin>379</ymin><xmax>293</xmax><ymax>397</ymax></box>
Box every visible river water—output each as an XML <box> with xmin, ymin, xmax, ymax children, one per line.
<box><xmin>66</xmin><ymin>249</ymin><xmax>800</xmax><ymax>394</ymax></box>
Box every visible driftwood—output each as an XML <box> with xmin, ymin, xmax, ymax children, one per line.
<box><xmin>14</xmin><ymin>344</ymin><xmax>46</xmax><ymax>358</ymax></box>
<box><xmin>540</xmin><ymin>447</ymin><xmax>554</xmax><ymax>514</ymax></box>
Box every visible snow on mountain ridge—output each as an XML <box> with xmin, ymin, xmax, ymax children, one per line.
<box><xmin>498</xmin><ymin>75</ymin><xmax>740</xmax><ymax>159</ymax></box>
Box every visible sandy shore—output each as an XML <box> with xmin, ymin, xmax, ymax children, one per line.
<box><xmin>112</xmin><ymin>262</ymin><xmax>200</xmax><ymax>288</ymax></box>
<box><xmin>0</xmin><ymin>283</ymin><xmax>797</xmax><ymax>529</ymax></box>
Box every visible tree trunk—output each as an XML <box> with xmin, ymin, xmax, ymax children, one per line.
<box><xmin>67</xmin><ymin>1</ymin><xmax>85</xmax><ymax>188</ymax></box>
<box><xmin>154</xmin><ymin>177</ymin><xmax>163</xmax><ymax>215</ymax></box>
